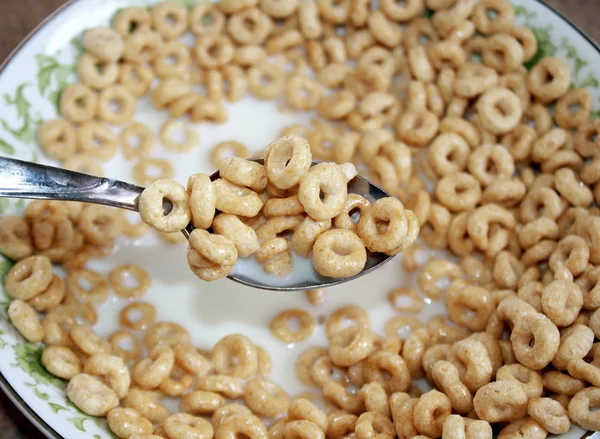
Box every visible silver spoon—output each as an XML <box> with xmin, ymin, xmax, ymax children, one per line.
<box><xmin>0</xmin><ymin>156</ymin><xmax>394</xmax><ymax>291</ymax></box>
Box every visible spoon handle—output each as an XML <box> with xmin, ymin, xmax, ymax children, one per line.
<box><xmin>0</xmin><ymin>156</ymin><xmax>144</xmax><ymax>211</ymax></box>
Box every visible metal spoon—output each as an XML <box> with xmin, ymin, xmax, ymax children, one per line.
<box><xmin>0</xmin><ymin>156</ymin><xmax>394</xmax><ymax>291</ymax></box>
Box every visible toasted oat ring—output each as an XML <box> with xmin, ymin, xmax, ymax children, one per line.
<box><xmin>270</xmin><ymin>309</ymin><xmax>316</xmax><ymax>343</ymax></box>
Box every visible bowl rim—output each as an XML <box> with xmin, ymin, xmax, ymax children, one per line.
<box><xmin>0</xmin><ymin>0</ymin><xmax>599</xmax><ymax>438</ymax></box>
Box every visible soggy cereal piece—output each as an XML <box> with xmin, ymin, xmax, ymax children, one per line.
<box><xmin>165</xmin><ymin>413</ymin><xmax>214</xmax><ymax>439</ymax></box>
<box><xmin>312</xmin><ymin>229</ymin><xmax>367</xmax><ymax>278</ymax></box>
<box><xmin>41</xmin><ymin>346</ymin><xmax>81</xmax><ymax>380</ymax></box>
<box><xmin>216</xmin><ymin>412</ymin><xmax>268</xmax><ymax>439</ymax></box>
<box><xmin>328</xmin><ymin>326</ymin><xmax>373</xmax><ymax>367</ymax></box>
<box><xmin>528</xmin><ymin>57</ymin><xmax>571</xmax><ymax>104</ymax></box>
<box><xmin>139</xmin><ymin>179</ymin><xmax>191</xmax><ymax>233</ymax></box>
<box><xmin>83</xmin><ymin>27</ymin><xmax>124</xmax><ymax>62</ymax></box>
<box><xmin>358</xmin><ymin>198</ymin><xmax>419</xmax><ymax>255</ymax></box>
<box><xmin>66</xmin><ymin>268</ymin><xmax>109</xmax><ymax>304</ymax></box>
<box><xmin>67</xmin><ymin>373</ymin><xmax>119</xmax><ymax>416</ymax></box>
<box><xmin>8</xmin><ymin>300</ymin><xmax>44</xmax><ymax>343</ymax></box>
<box><xmin>84</xmin><ymin>354</ymin><xmax>130</xmax><ymax>399</ymax></box>
<box><xmin>511</xmin><ymin>312</ymin><xmax>560</xmax><ymax>370</ymax></box>
<box><xmin>291</xmin><ymin>217</ymin><xmax>332</xmax><ymax>258</ymax></box>
<box><xmin>264</xmin><ymin>135</ymin><xmax>312</xmax><ymax>190</ymax></box>
<box><xmin>270</xmin><ymin>308</ymin><xmax>315</xmax><ymax>343</ymax></box>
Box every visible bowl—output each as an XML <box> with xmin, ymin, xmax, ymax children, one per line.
<box><xmin>0</xmin><ymin>0</ymin><xmax>599</xmax><ymax>438</ymax></box>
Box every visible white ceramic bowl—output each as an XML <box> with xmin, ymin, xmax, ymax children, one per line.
<box><xmin>1</xmin><ymin>1</ymin><xmax>600</xmax><ymax>438</ymax></box>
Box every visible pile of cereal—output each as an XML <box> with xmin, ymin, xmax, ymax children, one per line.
<box><xmin>1</xmin><ymin>0</ymin><xmax>600</xmax><ymax>437</ymax></box>
<box><xmin>138</xmin><ymin>134</ymin><xmax>419</xmax><ymax>280</ymax></box>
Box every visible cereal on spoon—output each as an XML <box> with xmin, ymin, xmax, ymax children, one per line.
<box><xmin>1</xmin><ymin>0</ymin><xmax>600</xmax><ymax>437</ymax></box>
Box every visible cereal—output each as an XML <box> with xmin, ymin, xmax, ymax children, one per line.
<box><xmin>8</xmin><ymin>300</ymin><xmax>44</xmax><ymax>343</ymax></box>
<box><xmin>270</xmin><ymin>309</ymin><xmax>315</xmax><ymax>344</ymax></box>
<box><xmin>139</xmin><ymin>179</ymin><xmax>191</xmax><ymax>233</ymax></box>
<box><xmin>9</xmin><ymin>1</ymin><xmax>600</xmax><ymax>435</ymax></box>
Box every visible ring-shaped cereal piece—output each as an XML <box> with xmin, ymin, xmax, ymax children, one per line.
<box><xmin>186</xmin><ymin>173</ymin><xmax>217</xmax><ymax>230</ymax></box>
<box><xmin>213</xmin><ymin>179</ymin><xmax>264</xmax><ymax>218</ymax></box>
<box><xmin>60</xmin><ymin>83</ymin><xmax>97</xmax><ymax>124</ymax></box>
<box><xmin>41</xmin><ymin>346</ymin><xmax>81</xmax><ymax>380</ymax></box>
<box><xmin>270</xmin><ymin>308</ymin><xmax>316</xmax><ymax>343</ymax></box>
<box><xmin>109</xmin><ymin>330</ymin><xmax>142</xmax><ymax>364</ymax></box>
<box><xmin>118</xmin><ymin>62</ymin><xmax>154</xmax><ymax>97</ymax></box>
<box><xmin>248</xmin><ymin>62</ymin><xmax>285</xmax><ymax>100</ymax></box>
<box><xmin>298</xmin><ymin>163</ymin><xmax>347</xmax><ymax>221</ymax></box>
<box><xmin>76</xmin><ymin>121</ymin><xmax>117</xmax><ymax>160</ymax></box>
<box><xmin>108</xmin><ymin>264</ymin><xmax>151</xmax><ymax>300</ymax></box>
<box><xmin>212</xmin><ymin>334</ymin><xmax>258</xmax><ymax>379</ymax></box>
<box><xmin>312</xmin><ymin>229</ymin><xmax>367</xmax><ymax>278</ymax></box>
<box><xmin>189</xmin><ymin>229</ymin><xmax>238</xmax><ymax>267</ymax></box>
<box><xmin>122</xmin><ymin>29</ymin><xmax>162</xmax><ymax>63</ymax></box>
<box><xmin>36</xmin><ymin>119</ymin><xmax>77</xmax><ymax>161</ymax></box>
<box><xmin>194</xmin><ymin>34</ymin><xmax>235</xmax><ymax>69</ymax></box>
<box><xmin>83</xmin><ymin>27</ymin><xmax>124</xmax><ymax>62</ymax></box>
<box><xmin>476</xmin><ymin>87</ymin><xmax>523</xmax><ymax>135</ymax></box>
<box><xmin>227</xmin><ymin>8</ymin><xmax>272</xmax><ymax>44</ymax></box>
<box><xmin>435</xmin><ymin>172</ymin><xmax>481</xmax><ymax>212</ymax></box>
<box><xmin>190</xmin><ymin>3</ymin><xmax>225</xmax><ymax>36</ymax></box>
<box><xmin>244</xmin><ymin>377</ymin><xmax>290</xmax><ymax>418</ymax></box>
<box><xmin>165</xmin><ymin>413</ymin><xmax>214</xmax><ymax>439</ymax></box>
<box><xmin>151</xmin><ymin>1</ymin><xmax>188</xmax><ymax>39</ymax></box>
<box><xmin>70</xmin><ymin>323</ymin><xmax>111</xmax><ymax>356</ymax></box>
<box><xmin>143</xmin><ymin>321</ymin><xmax>190</xmax><ymax>350</ymax></box>
<box><xmin>139</xmin><ymin>179</ymin><xmax>191</xmax><ymax>233</ymax></box>
<box><xmin>210</xmin><ymin>141</ymin><xmax>249</xmax><ymax>168</ymax></box>
<box><xmin>65</xmin><ymin>268</ymin><xmax>109</xmax><ymax>304</ymax></box>
<box><xmin>97</xmin><ymin>84</ymin><xmax>136</xmax><ymax>125</ymax></box>
<box><xmin>152</xmin><ymin>40</ymin><xmax>191</xmax><ymax>79</ymax></box>
<box><xmin>77</xmin><ymin>52</ymin><xmax>119</xmax><ymax>90</ymax></box>
<box><xmin>528</xmin><ymin>57</ymin><xmax>571</xmax><ymax>104</ymax></box>
<box><xmin>119</xmin><ymin>121</ymin><xmax>153</xmax><ymax>159</ymax></box>
<box><xmin>333</xmin><ymin>194</ymin><xmax>370</xmax><ymax>234</ymax></box>
<box><xmin>358</xmin><ymin>197</ymin><xmax>420</xmax><ymax>255</ymax></box>
<box><xmin>66</xmin><ymin>373</ymin><xmax>119</xmax><ymax>417</ymax></box>
<box><xmin>264</xmin><ymin>135</ymin><xmax>312</xmax><ymax>190</ymax></box>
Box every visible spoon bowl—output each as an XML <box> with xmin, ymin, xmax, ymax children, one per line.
<box><xmin>0</xmin><ymin>156</ymin><xmax>395</xmax><ymax>291</ymax></box>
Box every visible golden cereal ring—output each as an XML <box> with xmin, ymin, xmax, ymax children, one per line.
<box><xmin>139</xmin><ymin>179</ymin><xmax>191</xmax><ymax>233</ymax></box>
<box><xmin>312</xmin><ymin>229</ymin><xmax>367</xmax><ymax>278</ymax></box>
<box><xmin>120</xmin><ymin>302</ymin><xmax>156</xmax><ymax>331</ymax></box>
<box><xmin>264</xmin><ymin>135</ymin><xmax>312</xmax><ymax>190</ymax></box>
<box><xmin>210</xmin><ymin>141</ymin><xmax>249</xmax><ymax>168</ymax></box>
<box><xmin>244</xmin><ymin>378</ymin><xmax>289</xmax><ymax>418</ymax></box>
<box><xmin>270</xmin><ymin>308</ymin><xmax>316</xmax><ymax>343</ymax></box>
<box><xmin>4</xmin><ymin>255</ymin><xmax>53</xmax><ymax>301</ymax></box>
<box><xmin>37</xmin><ymin>119</ymin><xmax>77</xmax><ymax>161</ymax></box>
<box><xmin>97</xmin><ymin>84</ymin><xmax>136</xmax><ymax>125</ymax></box>
<box><xmin>66</xmin><ymin>373</ymin><xmax>119</xmax><ymax>416</ymax></box>
<box><xmin>151</xmin><ymin>1</ymin><xmax>188</xmax><ymax>39</ymax></box>
<box><xmin>41</xmin><ymin>346</ymin><xmax>81</xmax><ymax>380</ymax></box>
<box><xmin>83</xmin><ymin>27</ymin><xmax>124</xmax><ymax>62</ymax></box>
<box><xmin>119</xmin><ymin>121</ymin><xmax>153</xmax><ymax>159</ymax></box>
<box><xmin>77</xmin><ymin>121</ymin><xmax>117</xmax><ymax>160</ymax></box>
<box><xmin>213</xmin><ymin>179</ymin><xmax>264</xmax><ymax>218</ymax></box>
<box><xmin>119</xmin><ymin>62</ymin><xmax>155</xmax><ymax>97</ymax></box>
<box><xmin>164</xmin><ymin>413</ymin><xmax>214</xmax><ymax>439</ymax></box>
<box><xmin>65</xmin><ymin>268</ymin><xmax>108</xmax><ymax>304</ymax></box>
<box><xmin>212</xmin><ymin>334</ymin><xmax>258</xmax><ymax>379</ymax></box>
<box><xmin>187</xmin><ymin>173</ymin><xmax>217</xmax><ymax>230</ymax></box>
<box><xmin>77</xmin><ymin>52</ymin><xmax>119</xmax><ymax>90</ymax></box>
<box><xmin>8</xmin><ymin>300</ymin><xmax>44</xmax><ymax>343</ymax></box>
<box><xmin>358</xmin><ymin>197</ymin><xmax>420</xmax><ymax>255</ymax></box>
<box><xmin>60</xmin><ymin>83</ymin><xmax>97</xmax><ymax>124</ymax></box>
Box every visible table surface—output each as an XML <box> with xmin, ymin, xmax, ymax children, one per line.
<box><xmin>1</xmin><ymin>0</ymin><xmax>600</xmax><ymax>437</ymax></box>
